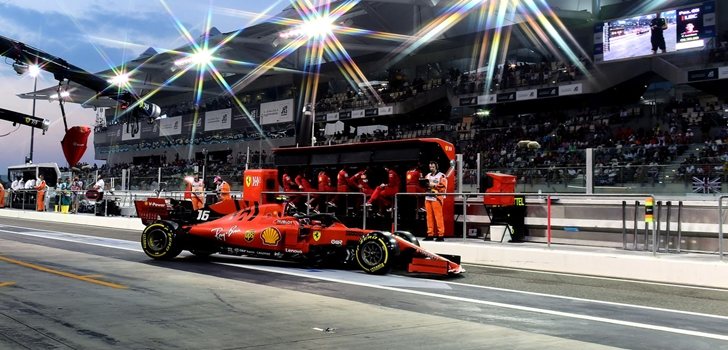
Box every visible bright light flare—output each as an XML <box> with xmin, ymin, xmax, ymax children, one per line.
<box><xmin>28</xmin><ymin>64</ymin><xmax>41</xmax><ymax>78</ymax></box>
<box><xmin>50</xmin><ymin>91</ymin><xmax>71</xmax><ymax>100</ymax></box>
<box><xmin>174</xmin><ymin>48</ymin><xmax>214</xmax><ymax>67</ymax></box>
<box><xmin>108</xmin><ymin>72</ymin><xmax>131</xmax><ymax>86</ymax></box>
<box><xmin>280</xmin><ymin>15</ymin><xmax>335</xmax><ymax>39</ymax></box>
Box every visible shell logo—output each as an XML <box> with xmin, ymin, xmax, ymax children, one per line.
<box><xmin>245</xmin><ymin>176</ymin><xmax>252</xmax><ymax>187</ymax></box>
<box><xmin>261</xmin><ymin>227</ymin><xmax>281</xmax><ymax>246</ymax></box>
<box><xmin>312</xmin><ymin>230</ymin><xmax>321</xmax><ymax>242</ymax></box>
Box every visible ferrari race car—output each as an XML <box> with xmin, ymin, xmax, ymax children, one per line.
<box><xmin>135</xmin><ymin>197</ymin><xmax>464</xmax><ymax>276</ymax></box>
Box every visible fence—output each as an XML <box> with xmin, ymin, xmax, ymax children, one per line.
<box><xmin>3</xmin><ymin>187</ymin><xmax>726</xmax><ymax>260</ymax></box>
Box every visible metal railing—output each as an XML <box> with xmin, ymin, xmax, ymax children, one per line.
<box><xmin>719</xmin><ymin>195</ymin><xmax>728</xmax><ymax>260</ymax></box>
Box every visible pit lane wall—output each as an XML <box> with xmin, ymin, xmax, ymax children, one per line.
<box><xmin>1</xmin><ymin>208</ymin><xmax>727</xmax><ymax>289</ymax></box>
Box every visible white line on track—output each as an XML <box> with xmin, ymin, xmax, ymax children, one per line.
<box><xmin>463</xmin><ymin>264</ymin><xmax>728</xmax><ymax>293</ymax></box>
<box><xmin>3</xmin><ymin>223</ymin><xmax>728</xmax><ymax>340</ymax></box>
<box><xmin>443</xmin><ymin>280</ymin><xmax>728</xmax><ymax>321</ymax></box>
<box><xmin>215</xmin><ymin>262</ymin><xmax>728</xmax><ymax>341</ymax></box>
<box><xmin>0</xmin><ymin>228</ymin><xmax>141</xmax><ymax>252</ymax></box>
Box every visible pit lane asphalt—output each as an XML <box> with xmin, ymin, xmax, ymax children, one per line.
<box><xmin>1</xmin><ymin>217</ymin><xmax>728</xmax><ymax>349</ymax></box>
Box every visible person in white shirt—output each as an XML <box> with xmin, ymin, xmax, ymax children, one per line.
<box><xmin>24</xmin><ymin>178</ymin><xmax>35</xmax><ymax>189</ymax></box>
<box><xmin>424</xmin><ymin>161</ymin><xmax>447</xmax><ymax>241</ymax></box>
<box><xmin>11</xmin><ymin>177</ymin><xmax>22</xmax><ymax>191</ymax></box>
<box><xmin>94</xmin><ymin>175</ymin><xmax>105</xmax><ymax>200</ymax></box>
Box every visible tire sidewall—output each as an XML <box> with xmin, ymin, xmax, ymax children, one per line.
<box><xmin>355</xmin><ymin>232</ymin><xmax>397</xmax><ymax>274</ymax></box>
<box><xmin>141</xmin><ymin>222</ymin><xmax>180</xmax><ymax>259</ymax></box>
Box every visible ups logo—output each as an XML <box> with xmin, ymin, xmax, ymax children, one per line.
<box><xmin>244</xmin><ymin>230</ymin><xmax>255</xmax><ymax>242</ymax></box>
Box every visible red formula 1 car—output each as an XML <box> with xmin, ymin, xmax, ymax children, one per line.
<box><xmin>135</xmin><ymin>197</ymin><xmax>464</xmax><ymax>276</ymax></box>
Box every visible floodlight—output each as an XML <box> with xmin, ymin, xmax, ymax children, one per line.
<box><xmin>174</xmin><ymin>49</ymin><xmax>213</xmax><ymax>67</ymax></box>
<box><xmin>302</xmin><ymin>16</ymin><xmax>334</xmax><ymax>38</ymax></box>
<box><xmin>108</xmin><ymin>73</ymin><xmax>131</xmax><ymax>86</ymax></box>
<box><xmin>279</xmin><ymin>15</ymin><xmax>334</xmax><ymax>39</ymax></box>
<box><xmin>28</xmin><ymin>64</ymin><xmax>41</xmax><ymax>78</ymax></box>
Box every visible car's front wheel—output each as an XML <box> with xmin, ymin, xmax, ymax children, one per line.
<box><xmin>355</xmin><ymin>232</ymin><xmax>398</xmax><ymax>274</ymax></box>
<box><xmin>141</xmin><ymin>222</ymin><xmax>182</xmax><ymax>260</ymax></box>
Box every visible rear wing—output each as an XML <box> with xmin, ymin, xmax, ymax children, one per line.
<box><xmin>134</xmin><ymin>198</ymin><xmax>170</xmax><ymax>225</ymax></box>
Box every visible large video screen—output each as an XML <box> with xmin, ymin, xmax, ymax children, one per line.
<box><xmin>594</xmin><ymin>1</ymin><xmax>715</xmax><ymax>63</ymax></box>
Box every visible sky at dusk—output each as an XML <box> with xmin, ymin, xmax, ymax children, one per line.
<box><xmin>0</xmin><ymin>0</ymin><xmax>289</xmax><ymax>177</ymax></box>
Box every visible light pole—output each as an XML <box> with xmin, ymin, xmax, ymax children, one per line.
<box><xmin>303</xmin><ymin>104</ymin><xmax>314</xmax><ymax>146</ymax></box>
<box><xmin>202</xmin><ymin>148</ymin><xmax>208</xmax><ymax>184</ymax></box>
<box><xmin>28</xmin><ymin>64</ymin><xmax>40</xmax><ymax>164</ymax></box>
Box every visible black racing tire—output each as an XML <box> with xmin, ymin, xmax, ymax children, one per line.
<box><xmin>393</xmin><ymin>231</ymin><xmax>420</xmax><ymax>247</ymax></box>
<box><xmin>141</xmin><ymin>222</ymin><xmax>182</xmax><ymax>260</ymax></box>
<box><xmin>355</xmin><ymin>232</ymin><xmax>398</xmax><ymax>274</ymax></box>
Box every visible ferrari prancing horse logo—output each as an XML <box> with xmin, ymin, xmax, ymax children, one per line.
<box><xmin>312</xmin><ymin>231</ymin><xmax>321</xmax><ymax>242</ymax></box>
<box><xmin>245</xmin><ymin>176</ymin><xmax>261</xmax><ymax>188</ymax></box>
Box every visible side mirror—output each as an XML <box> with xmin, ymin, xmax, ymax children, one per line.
<box><xmin>311</xmin><ymin>220</ymin><xmax>322</xmax><ymax>226</ymax></box>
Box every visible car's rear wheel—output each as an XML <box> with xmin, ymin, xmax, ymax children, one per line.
<box><xmin>356</xmin><ymin>232</ymin><xmax>398</xmax><ymax>274</ymax></box>
<box><xmin>141</xmin><ymin>222</ymin><xmax>182</xmax><ymax>260</ymax></box>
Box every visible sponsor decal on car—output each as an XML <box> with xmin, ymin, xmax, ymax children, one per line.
<box><xmin>244</xmin><ymin>229</ymin><xmax>255</xmax><ymax>242</ymax></box>
<box><xmin>212</xmin><ymin>225</ymin><xmax>241</xmax><ymax>241</ymax></box>
<box><xmin>276</xmin><ymin>219</ymin><xmax>294</xmax><ymax>225</ymax></box>
<box><xmin>285</xmin><ymin>248</ymin><xmax>303</xmax><ymax>254</ymax></box>
<box><xmin>144</xmin><ymin>201</ymin><xmax>167</xmax><ymax>208</ymax></box>
<box><xmin>330</xmin><ymin>240</ymin><xmax>343</xmax><ymax>246</ymax></box>
<box><xmin>261</xmin><ymin>227</ymin><xmax>281</xmax><ymax>246</ymax></box>
<box><xmin>312</xmin><ymin>230</ymin><xmax>321</xmax><ymax>241</ymax></box>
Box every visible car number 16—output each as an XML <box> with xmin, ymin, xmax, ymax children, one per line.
<box><xmin>196</xmin><ymin>210</ymin><xmax>210</xmax><ymax>221</ymax></box>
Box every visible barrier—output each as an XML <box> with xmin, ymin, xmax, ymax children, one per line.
<box><xmin>720</xmin><ymin>195</ymin><xmax>728</xmax><ymax>260</ymax></box>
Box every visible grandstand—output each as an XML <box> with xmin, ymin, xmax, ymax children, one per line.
<box><xmin>15</xmin><ymin>0</ymin><xmax>725</xmax><ymax>196</ymax></box>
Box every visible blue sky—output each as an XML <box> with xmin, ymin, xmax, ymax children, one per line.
<box><xmin>0</xmin><ymin>0</ymin><xmax>289</xmax><ymax>178</ymax></box>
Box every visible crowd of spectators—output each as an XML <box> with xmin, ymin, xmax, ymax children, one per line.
<box><xmin>93</xmin><ymin>153</ymin><xmax>273</xmax><ymax>191</ymax></box>
<box><xmin>97</xmin><ymin>123</ymin><xmax>294</xmax><ymax>155</ymax></box>
<box><xmin>454</xmin><ymin>103</ymin><xmax>725</xmax><ymax>186</ymax></box>
<box><xmin>315</xmin><ymin>68</ymin><xmax>446</xmax><ymax>113</ymax></box>
<box><xmin>452</xmin><ymin>59</ymin><xmax>585</xmax><ymax>95</ymax></box>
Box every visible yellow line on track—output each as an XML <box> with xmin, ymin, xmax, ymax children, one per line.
<box><xmin>0</xmin><ymin>256</ymin><xmax>127</xmax><ymax>289</ymax></box>
<box><xmin>0</xmin><ymin>282</ymin><xmax>16</xmax><ymax>288</ymax></box>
